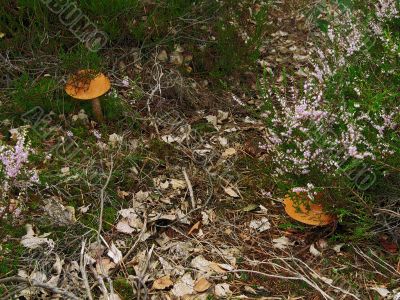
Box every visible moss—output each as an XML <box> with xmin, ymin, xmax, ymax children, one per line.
<box><xmin>103</xmin><ymin>206</ymin><xmax>118</xmax><ymax>231</ymax></box>
<box><xmin>11</xmin><ymin>74</ymin><xmax>74</xmax><ymax>115</ymax></box>
<box><xmin>0</xmin><ymin>243</ymin><xmax>24</xmax><ymax>275</ymax></box>
<box><xmin>147</xmin><ymin>139</ymin><xmax>180</xmax><ymax>164</ymax></box>
<box><xmin>192</xmin><ymin>121</ymin><xmax>217</xmax><ymax>134</ymax></box>
<box><xmin>0</xmin><ymin>221</ymin><xmax>25</xmax><ymax>275</ymax></box>
<box><xmin>114</xmin><ymin>278</ymin><xmax>135</xmax><ymax>299</ymax></box>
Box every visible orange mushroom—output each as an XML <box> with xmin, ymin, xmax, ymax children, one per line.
<box><xmin>284</xmin><ymin>193</ymin><xmax>335</xmax><ymax>226</ymax></box>
<box><xmin>65</xmin><ymin>70</ymin><xmax>111</xmax><ymax>122</ymax></box>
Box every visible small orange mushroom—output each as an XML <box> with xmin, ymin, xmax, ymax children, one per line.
<box><xmin>284</xmin><ymin>193</ymin><xmax>335</xmax><ymax>226</ymax></box>
<box><xmin>65</xmin><ymin>70</ymin><xmax>111</xmax><ymax>122</ymax></box>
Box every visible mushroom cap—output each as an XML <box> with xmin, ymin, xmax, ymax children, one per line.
<box><xmin>65</xmin><ymin>70</ymin><xmax>110</xmax><ymax>100</ymax></box>
<box><xmin>284</xmin><ymin>194</ymin><xmax>335</xmax><ymax>226</ymax></box>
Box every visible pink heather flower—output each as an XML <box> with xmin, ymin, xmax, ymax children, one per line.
<box><xmin>30</xmin><ymin>172</ymin><xmax>39</xmax><ymax>183</ymax></box>
<box><xmin>122</xmin><ymin>77</ymin><xmax>130</xmax><ymax>87</ymax></box>
<box><xmin>0</xmin><ymin>134</ymin><xmax>30</xmax><ymax>178</ymax></box>
<box><xmin>375</xmin><ymin>0</ymin><xmax>399</xmax><ymax>19</ymax></box>
<box><xmin>93</xmin><ymin>130</ymin><xmax>102</xmax><ymax>139</ymax></box>
<box><xmin>292</xmin><ymin>187</ymin><xmax>307</xmax><ymax>193</ymax></box>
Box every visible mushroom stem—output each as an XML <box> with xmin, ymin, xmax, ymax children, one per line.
<box><xmin>91</xmin><ymin>97</ymin><xmax>104</xmax><ymax>122</ymax></box>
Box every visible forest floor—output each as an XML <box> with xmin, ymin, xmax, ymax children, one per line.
<box><xmin>0</xmin><ymin>0</ymin><xmax>399</xmax><ymax>299</ymax></box>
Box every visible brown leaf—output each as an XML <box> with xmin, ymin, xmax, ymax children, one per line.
<box><xmin>194</xmin><ymin>278</ymin><xmax>211</xmax><ymax>293</ymax></box>
<box><xmin>209</xmin><ymin>262</ymin><xmax>226</xmax><ymax>274</ymax></box>
<box><xmin>152</xmin><ymin>276</ymin><xmax>174</xmax><ymax>290</ymax></box>
<box><xmin>379</xmin><ymin>236</ymin><xmax>398</xmax><ymax>254</ymax></box>
<box><xmin>117</xmin><ymin>189</ymin><xmax>130</xmax><ymax>199</ymax></box>
<box><xmin>188</xmin><ymin>221</ymin><xmax>201</xmax><ymax>235</ymax></box>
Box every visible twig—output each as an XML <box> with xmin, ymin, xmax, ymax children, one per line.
<box><xmin>97</xmin><ymin>160</ymin><xmax>114</xmax><ymax>244</ymax></box>
<box><xmin>136</xmin><ymin>244</ymin><xmax>154</xmax><ymax>300</ymax></box>
<box><xmin>80</xmin><ymin>239</ymin><xmax>93</xmax><ymax>300</ymax></box>
<box><xmin>89</xmin><ymin>265</ymin><xmax>109</xmax><ymax>299</ymax></box>
<box><xmin>376</xmin><ymin>208</ymin><xmax>400</xmax><ymax>218</ymax></box>
<box><xmin>228</xmin><ymin>268</ymin><xmax>335</xmax><ymax>300</ymax></box>
<box><xmin>0</xmin><ymin>277</ymin><xmax>80</xmax><ymax>300</ymax></box>
<box><xmin>183</xmin><ymin>167</ymin><xmax>196</xmax><ymax>209</ymax></box>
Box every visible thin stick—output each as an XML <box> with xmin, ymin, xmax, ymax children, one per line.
<box><xmin>0</xmin><ymin>277</ymin><xmax>80</xmax><ymax>300</ymax></box>
<box><xmin>97</xmin><ymin>160</ymin><xmax>114</xmax><ymax>244</ymax></box>
<box><xmin>80</xmin><ymin>239</ymin><xmax>93</xmax><ymax>300</ymax></box>
<box><xmin>183</xmin><ymin>167</ymin><xmax>196</xmax><ymax>209</ymax></box>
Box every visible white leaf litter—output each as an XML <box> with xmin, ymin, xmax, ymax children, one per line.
<box><xmin>222</xmin><ymin>147</ymin><xmax>237</xmax><ymax>157</ymax></box>
<box><xmin>224</xmin><ymin>187</ymin><xmax>239</xmax><ymax>198</ymax></box>
<box><xmin>29</xmin><ymin>271</ymin><xmax>47</xmax><ymax>283</ymax></box>
<box><xmin>215</xmin><ymin>283</ymin><xmax>232</xmax><ymax>297</ymax></box>
<box><xmin>161</xmin><ymin>125</ymin><xmax>191</xmax><ymax>144</ymax></box>
<box><xmin>205</xmin><ymin>115</ymin><xmax>218</xmax><ymax>128</ymax></box>
<box><xmin>218</xmin><ymin>136</ymin><xmax>228</xmax><ymax>147</ymax></box>
<box><xmin>217</xmin><ymin>110</ymin><xmax>229</xmax><ymax>123</ymax></box>
<box><xmin>370</xmin><ymin>287</ymin><xmax>390</xmax><ymax>297</ymax></box>
<box><xmin>393</xmin><ymin>292</ymin><xmax>400</xmax><ymax>300</ymax></box>
<box><xmin>116</xmin><ymin>219</ymin><xmax>136</xmax><ymax>234</ymax></box>
<box><xmin>191</xmin><ymin>255</ymin><xmax>212</xmax><ymax>273</ymax></box>
<box><xmin>44</xmin><ymin>198</ymin><xmax>76</xmax><ymax>226</ymax></box>
<box><xmin>107</xmin><ymin>242</ymin><xmax>123</xmax><ymax>264</ymax></box>
<box><xmin>333</xmin><ymin>243</ymin><xmax>345</xmax><ymax>253</ymax></box>
<box><xmin>116</xmin><ymin>208</ymin><xmax>143</xmax><ymax>234</ymax></box>
<box><xmin>96</xmin><ymin>258</ymin><xmax>116</xmax><ymax>276</ymax></box>
<box><xmin>272</xmin><ymin>236</ymin><xmax>293</xmax><ymax>250</ymax></box>
<box><xmin>108</xmin><ymin>133</ymin><xmax>123</xmax><ymax>147</ymax></box>
<box><xmin>309</xmin><ymin>244</ymin><xmax>322</xmax><ymax>256</ymax></box>
<box><xmin>60</xmin><ymin>166</ymin><xmax>70</xmax><ymax>175</ymax></box>
<box><xmin>158</xmin><ymin>257</ymin><xmax>175</xmax><ymax>275</ymax></box>
<box><xmin>171</xmin><ymin>273</ymin><xmax>195</xmax><ymax>297</ymax></box>
<box><xmin>135</xmin><ymin>190</ymin><xmax>150</xmax><ymax>202</ymax></box>
<box><xmin>249</xmin><ymin>217</ymin><xmax>271</xmax><ymax>232</ymax></box>
<box><xmin>21</xmin><ymin>224</ymin><xmax>54</xmax><ymax>250</ymax></box>
<box><xmin>78</xmin><ymin>204</ymin><xmax>91</xmax><ymax>213</ymax></box>
<box><xmin>47</xmin><ymin>255</ymin><xmax>64</xmax><ymax>286</ymax></box>
<box><xmin>190</xmin><ymin>255</ymin><xmax>232</xmax><ymax>277</ymax></box>
<box><xmin>100</xmin><ymin>293</ymin><xmax>122</xmax><ymax>300</ymax></box>
<box><xmin>170</xmin><ymin>178</ymin><xmax>186</xmax><ymax>190</ymax></box>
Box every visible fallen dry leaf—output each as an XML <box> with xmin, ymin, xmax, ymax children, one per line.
<box><xmin>20</xmin><ymin>224</ymin><xmax>54</xmax><ymax>250</ymax></box>
<box><xmin>309</xmin><ymin>244</ymin><xmax>322</xmax><ymax>257</ymax></box>
<box><xmin>222</xmin><ymin>147</ymin><xmax>237</xmax><ymax>157</ymax></box>
<box><xmin>188</xmin><ymin>221</ymin><xmax>201</xmax><ymax>235</ymax></box>
<box><xmin>272</xmin><ymin>236</ymin><xmax>293</xmax><ymax>250</ymax></box>
<box><xmin>194</xmin><ymin>278</ymin><xmax>211</xmax><ymax>292</ymax></box>
<box><xmin>96</xmin><ymin>258</ymin><xmax>116</xmax><ymax>276</ymax></box>
<box><xmin>191</xmin><ymin>255</ymin><xmax>212</xmax><ymax>273</ymax></box>
<box><xmin>44</xmin><ymin>198</ymin><xmax>76</xmax><ymax>226</ymax></box>
<box><xmin>171</xmin><ymin>178</ymin><xmax>186</xmax><ymax>190</ymax></box>
<box><xmin>215</xmin><ymin>283</ymin><xmax>231</xmax><ymax>297</ymax></box>
<box><xmin>152</xmin><ymin>276</ymin><xmax>174</xmax><ymax>290</ymax></box>
<box><xmin>107</xmin><ymin>242</ymin><xmax>123</xmax><ymax>264</ymax></box>
<box><xmin>370</xmin><ymin>286</ymin><xmax>390</xmax><ymax>297</ymax></box>
<box><xmin>333</xmin><ymin>243</ymin><xmax>345</xmax><ymax>253</ymax></box>
<box><xmin>379</xmin><ymin>235</ymin><xmax>398</xmax><ymax>253</ymax></box>
<box><xmin>171</xmin><ymin>273</ymin><xmax>194</xmax><ymax>297</ymax></box>
<box><xmin>117</xmin><ymin>189</ymin><xmax>130</xmax><ymax>199</ymax></box>
<box><xmin>218</xmin><ymin>136</ymin><xmax>228</xmax><ymax>147</ymax></box>
<box><xmin>224</xmin><ymin>187</ymin><xmax>239</xmax><ymax>198</ymax></box>
<box><xmin>209</xmin><ymin>262</ymin><xmax>227</xmax><ymax>274</ymax></box>
<box><xmin>249</xmin><ymin>217</ymin><xmax>271</xmax><ymax>232</ymax></box>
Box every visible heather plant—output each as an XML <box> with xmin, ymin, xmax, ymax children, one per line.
<box><xmin>0</xmin><ymin>128</ymin><xmax>39</xmax><ymax>218</ymax></box>
<box><xmin>261</xmin><ymin>0</ymin><xmax>400</xmax><ymax>210</ymax></box>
